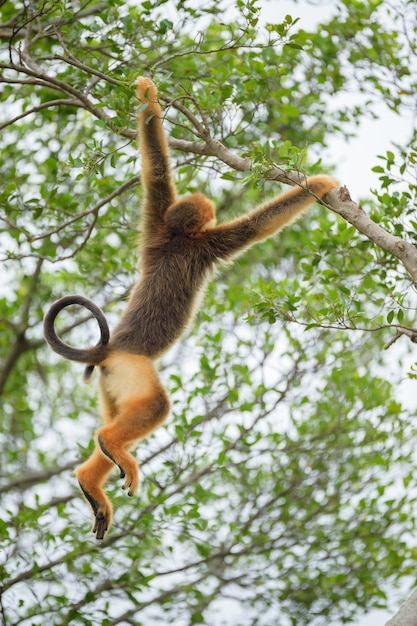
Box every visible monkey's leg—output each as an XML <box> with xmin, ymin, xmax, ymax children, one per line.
<box><xmin>97</xmin><ymin>395</ymin><xmax>168</xmax><ymax>496</ymax></box>
<box><xmin>96</xmin><ymin>352</ymin><xmax>170</xmax><ymax>496</ymax></box>
<box><xmin>76</xmin><ymin>372</ymin><xmax>119</xmax><ymax>539</ymax></box>
<box><xmin>76</xmin><ymin>449</ymin><xmax>115</xmax><ymax>540</ymax></box>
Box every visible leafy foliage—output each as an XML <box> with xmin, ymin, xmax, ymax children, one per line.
<box><xmin>1</xmin><ymin>1</ymin><xmax>417</xmax><ymax>625</ymax></box>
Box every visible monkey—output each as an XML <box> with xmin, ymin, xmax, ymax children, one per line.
<box><xmin>43</xmin><ymin>77</ymin><xmax>339</xmax><ymax>540</ymax></box>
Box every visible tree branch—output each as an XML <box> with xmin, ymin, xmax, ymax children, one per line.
<box><xmin>0</xmin><ymin>259</ymin><xmax>43</xmax><ymax>395</ymax></box>
<box><xmin>0</xmin><ymin>62</ymin><xmax>113</xmax><ymax>126</ymax></box>
<box><xmin>0</xmin><ymin>98</ymin><xmax>82</xmax><ymax>132</ymax></box>
<box><xmin>0</xmin><ymin>3</ymin><xmax>109</xmax><ymax>41</ymax></box>
<box><xmin>29</xmin><ymin>175</ymin><xmax>139</xmax><ymax>244</ymax></box>
<box><xmin>0</xmin><ymin>460</ymin><xmax>77</xmax><ymax>494</ymax></box>
<box><xmin>385</xmin><ymin>590</ymin><xmax>417</xmax><ymax>626</ymax></box>
<box><xmin>324</xmin><ymin>186</ymin><xmax>417</xmax><ymax>287</ymax></box>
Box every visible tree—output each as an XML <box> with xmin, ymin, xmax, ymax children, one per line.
<box><xmin>1</xmin><ymin>1</ymin><xmax>417</xmax><ymax>625</ymax></box>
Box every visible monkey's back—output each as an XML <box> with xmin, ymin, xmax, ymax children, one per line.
<box><xmin>109</xmin><ymin>241</ymin><xmax>215</xmax><ymax>359</ymax></box>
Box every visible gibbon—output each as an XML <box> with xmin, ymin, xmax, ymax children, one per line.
<box><xmin>44</xmin><ymin>77</ymin><xmax>339</xmax><ymax>539</ymax></box>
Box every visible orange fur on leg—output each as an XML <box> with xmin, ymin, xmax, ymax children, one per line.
<box><xmin>96</xmin><ymin>352</ymin><xmax>170</xmax><ymax>495</ymax></box>
<box><xmin>97</xmin><ymin>389</ymin><xmax>169</xmax><ymax>495</ymax></box>
<box><xmin>77</xmin><ymin>352</ymin><xmax>170</xmax><ymax>538</ymax></box>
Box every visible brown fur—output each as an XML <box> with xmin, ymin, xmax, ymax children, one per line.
<box><xmin>44</xmin><ymin>77</ymin><xmax>339</xmax><ymax>539</ymax></box>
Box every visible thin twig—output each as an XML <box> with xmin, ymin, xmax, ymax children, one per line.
<box><xmin>0</xmin><ymin>98</ymin><xmax>81</xmax><ymax>132</ymax></box>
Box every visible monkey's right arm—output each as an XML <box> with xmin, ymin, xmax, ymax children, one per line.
<box><xmin>206</xmin><ymin>175</ymin><xmax>339</xmax><ymax>262</ymax></box>
<box><xmin>136</xmin><ymin>77</ymin><xmax>177</xmax><ymax>232</ymax></box>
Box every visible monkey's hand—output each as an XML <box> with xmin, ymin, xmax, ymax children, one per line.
<box><xmin>135</xmin><ymin>76</ymin><xmax>160</xmax><ymax>113</ymax></box>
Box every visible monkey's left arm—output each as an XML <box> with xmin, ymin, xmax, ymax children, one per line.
<box><xmin>206</xmin><ymin>175</ymin><xmax>339</xmax><ymax>261</ymax></box>
<box><xmin>136</xmin><ymin>77</ymin><xmax>177</xmax><ymax>234</ymax></box>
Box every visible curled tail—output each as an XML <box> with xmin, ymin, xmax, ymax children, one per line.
<box><xmin>43</xmin><ymin>295</ymin><xmax>110</xmax><ymax>381</ymax></box>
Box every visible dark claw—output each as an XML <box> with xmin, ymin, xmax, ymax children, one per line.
<box><xmin>93</xmin><ymin>512</ymin><xmax>108</xmax><ymax>540</ymax></box>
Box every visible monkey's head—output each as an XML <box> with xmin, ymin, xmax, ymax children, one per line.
<box><xmin>165</xmin><ymin>192</ymin><xmax>216</xmax><ymax>238</ymax></box>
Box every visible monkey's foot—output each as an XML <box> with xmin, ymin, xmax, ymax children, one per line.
<box><xmin>78</xmin><ymin>482</ymin><xmax>113</xmax><ymax>540</ymax></box>
<box><xmin>76</xmin><ymin>456</ymin><xmax>114</xmax><ymax>540</ymax></box>
<box><xmin>97</xmin><ymin>433</ymin><xmax>140</xmax><ymax>497</ymax></box>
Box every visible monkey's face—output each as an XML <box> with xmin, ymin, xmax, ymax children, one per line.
<box><xmin>165</xmin><ymin>193</ymin><xmax>216</xmax><ymax>238</ymax></box>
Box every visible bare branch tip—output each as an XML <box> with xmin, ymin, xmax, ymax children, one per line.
<box><xmin>339</xmin><ymin>185</ymin><xmax>352</xmax><ymax>202</ymax></box>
